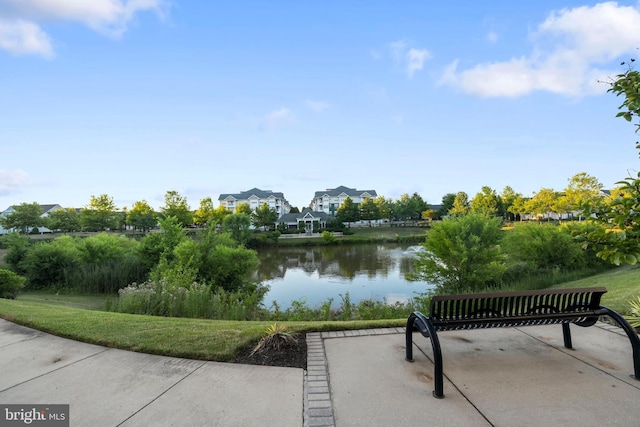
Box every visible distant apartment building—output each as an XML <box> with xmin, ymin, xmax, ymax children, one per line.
<box><xmin>0</xmin><ymin>204</ymin><xmax>62</xmax><ymax>234</ymax></box>
<box><xmin>310</xmin><ymin>185</ymin><xmax>377</xmax><ymax>217</ymax></box>
<box><xmin>218</xmin><ymin>188</ymin><xmax>291</xmax><ymax>217</ymax></box>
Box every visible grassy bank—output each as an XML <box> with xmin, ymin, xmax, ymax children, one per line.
<box><xmin>275</xmin><ymin>225</ymin><xmax>428</xmax><ymax>246</ymax></box>
<box><xmin>551</xmin><ymin>264</ymin><xmax>640</xmax><ymax>314</ymax></box>
<box><xmin>0</xmin><ymin>299</ymin><xmax>404</xmax><ymax>361</ymax></box>
<box><xmin>1</xmin><ymin>262</ymin><xmax>638</xmax><ymax>363</ymax></box>
<box><xmin>15</xmin><ymin>291</ymin><xmax>109</xmax><ymax>310</ymax></box>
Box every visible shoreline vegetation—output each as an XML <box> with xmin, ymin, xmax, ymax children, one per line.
<box><xmin>1</xmin><ymin>224</ymin><xmax>639</xmax><ymax>363</ymax></box>
<box><xmin>1</xmin><ymin>263</ymin><xmax>639</xmax><ymax>363</ymax></box>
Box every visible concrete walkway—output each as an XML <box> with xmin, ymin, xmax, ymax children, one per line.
<box><xmin>1</xmin><ymin>318</ymin><xmax>639</xmax><ymax>426</ymax></box>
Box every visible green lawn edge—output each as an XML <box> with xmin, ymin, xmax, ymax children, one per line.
<box><xmin>0</xmin><ymin>299</ymin><xmax>404</xmax><ymax>362</ymax></box>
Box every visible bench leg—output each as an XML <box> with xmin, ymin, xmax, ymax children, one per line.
<box><xmin>405</xmin><ymin>312</ymin><xmax>445</xmax><ymax>398</ymax></box>
<box><xmin>405</xmin><ymin>314</ymin><xmax>416</xmax><ymax>362</ymax></box>
<box><xmin>600</xmin><ymin>307</ymin><xmax>640</xmax><ymax>380</ymax></box>
<box><xmin>562</xmin><ymin>323</ymin><xmax>573</xmax><ymax>349</ymax></box>
<box><xmin>431</xmin><ymin>328</ymin><xmax>444</xmax><ymax>399</ymax></box>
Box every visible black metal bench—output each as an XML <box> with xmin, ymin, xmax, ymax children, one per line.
<box><xmin>405</xmin><ymin>287</ymin><xmax>640</xmax><ymax>398</ymax></box>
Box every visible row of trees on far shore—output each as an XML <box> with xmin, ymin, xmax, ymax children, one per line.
<box><xmin>0</xmin><ymin>171</ymin><xmax>611</xmax><ymax>235</ymax></box>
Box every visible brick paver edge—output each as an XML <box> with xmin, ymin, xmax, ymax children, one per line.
<box><xmin>303</xmin><ymin>328</ymin><xmax>402</xmax><ymax>427</ymax></box>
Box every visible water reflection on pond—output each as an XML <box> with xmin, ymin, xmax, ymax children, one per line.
<box><xmin>255</xmin><ymin>243</ymin><xmax>433</xmax><ymax>310</ymax></box>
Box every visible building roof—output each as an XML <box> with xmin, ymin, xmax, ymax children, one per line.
<box><xmin>277</xmin><ymin>208</ymin><xmax>330</xmax><ymax>223</ymax></box>
<box><xmin>39</xmin><ymin>204</ymin><xmax>60</xmax><ymax>214</ymax></box>
<box><xmin>218</xmin><ymin>188</ymin><xmax>286</xmax><ymax>201</ymax></box>
<box><xmin>313</xmin><ymin>186</ymin><xmax>377</xmax><ymax>199</ymax></box>
<box><xmin>2</xmin><ymin>204</ymin><xmax>60</xmax><ymax>215</ymax></box>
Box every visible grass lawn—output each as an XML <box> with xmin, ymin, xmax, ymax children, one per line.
<box><xmin>551</xmin><ymin>263</ymin><xmax>640</xmax><ymax>313</ymax></box>
<box><xmin>342</xmin><ymin>225</ymin><xmax>428</xmax><ymax>239</ymax></box>
<box><xmin>0</xmin><ymin>298</ymin><xmax>404</xmax><ymax>362</ymax></box>
<box><xmin>16</xmin><ymin>291</ymin><xmax>110</xmax><ymax>311</ymax></box>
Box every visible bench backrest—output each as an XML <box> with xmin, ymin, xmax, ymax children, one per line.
<box><xmin>429</xmin><ymin>287</ymin><xmax>607</xmax><ymax>327</ymax></box>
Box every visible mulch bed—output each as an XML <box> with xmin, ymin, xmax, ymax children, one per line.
<box><xmin>234</xmin><ymin>334</ymin><xmax>307</xmax><ymax>369</ymax></box>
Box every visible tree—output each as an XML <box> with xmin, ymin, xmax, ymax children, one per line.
<box><xmin>0</xmin><ymin>202</ymin><xmax>45</xmax><ymax>234</ymax></box>
<box><xmin>393</xmin><ymin>194</ymin><xmax>412</xmax><ymax>224</ymax></box>
<box><xmin>501</xmin><ymin>186</ymin><xmax>520</xmax><ymax>221</ymax></box>
<box><xmin>524</xmin><ymin>188</ymin><xmax>557</xmax><ymax>221</ymax></box>
<box><xmin>209</xmin><ymin>205</ymin><xmax>232</xmax><ymax>227</ymax></box>
<box><xmin>449</xmin><ymin>192</ymin><xmax>470</xmax><ymax>216</ymax></box>
<box><xmin>161</xmin><ymin>190</ymin><xmax>192</xmax><ymax>227</ymax></box>
<box><xmin>155</xmin><ymin>215</ymin><xmax>187</xmax><ymax>265</ymax></box>
<box><xmin>193</xmin><ymin>197</ymin><xmax>215</xmax><ymax>227</ymax></box>
<box><xmin>552</xmin><ymin>195</ymin><xmax>572</xmax><ymax>222</ymax></box>
<box><xmin>408</xmin><ymin>193</ymin><xmax>428</xmax><ymax>220</ymax></box>
<box><xmin>79</xmin><ymin>194</ymin><xmax>118</xmax><ymax>231</ymax></box>
<box><xmin>289</xmin><ymin>207</ymin><xmax>300</xmax><ymax>214</ymax></box>
<box><xmin>127</xmin><ymin>200</ymin><xmax>157</xmax><ymax>232</ymax></box>
<box><xmin>439</xmin><ymin>193</ymin><xmax>456</xmax><ymax>218</ymax></box>
<box><xmin>374</xmin><ymin>196</ymin><xmax>393</xmax><ymax>222</ymax></box>
<box><xmin>422</xmin><ymin>209</ymin><xmax>438</xmax><ymax>221</ymax></box>
<box><xmin>412</xmin><ymin>213</ymin><xmax>505</xmax><ymax>294</ymax></box>
<box><xmin>252</xmin><ymin>203</ymin><xmax>278</xmax><ymax>230</ymax></box>
<box><xmin>46</xmin><ymin>208</ymin><xmax>81</xmax><ymax>232</ymax></box>
<box><xmin>359</xmin><ymin>197</ymin><xmax>379</xmax><ymax>226</ymax></box>
<box><xmin>579</xmin><ymin>61</ymin><xmax>640</xmax><ymax>264</ymax></box>
<box><xmin>564</xmin><ymin>172</ymin><xmax>603</xmax><ymax>220</ymax></box>
<box><xmin>222</xmin><ymin>213</ymin><xmax>252</xmax><ymax>245</ymax></box>
<box><xmin>336</xmin><ymin>197</ymin><xmax>360</xmax><ymax>227</ymax></box>
<box><xmin>470</xmin><ymin>186</ymin><xmax>500</xmax><ymax>216</ymax></box>
<box><xmin>235</xmin><ymin>203</ymin><xmax>253</xmax><ymax>215</ymax></box>
<box><xmin>508</xmin><ymin>194</ymin><xmax>527</xmax><ymax>222</ymax></box>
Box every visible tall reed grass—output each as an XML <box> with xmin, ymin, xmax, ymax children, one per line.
<box><xmin>108</xmin><ymin>279</ymin><xmax>269</xmax><ymax>320</ymax></box>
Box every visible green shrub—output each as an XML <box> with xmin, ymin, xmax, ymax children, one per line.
<box><xmin>0</xmin><ymin>269</ymin><xmax>26</xmax><ymax>299</ymax></box>
<box><xmin>79</xmin><ymin>233</ymin><xmax>137</xmax><ymax>265</ymax></box>
<box><xmin>136</xmin><ymin>232</ymin><xmax>165</xmax><ymax>271</ymax></box>
<box><xmin>321</xmin><ymin>231</ymin><xmax>336</xmax><ymax>244</ymax></box>
<box><xmin>502</xmin><ymin>223</ymin><xmax>585</xmax><ymax>271</ymax></box>
<box><xmin>412</xmin><ymin>213</ymin><xmax>505</xmax><ymax>294</ymax></box>
<box><xmin>22</xmin><ymin>238</ymin><xmax>81</xmax><ymax>289</ymax></box>
<box><xmin>502</xmin><ymin>261</ymin><xmax>536</xmax><ymax>284</ymax></box>
<box><xmin>265</xmin><ymin>291</ymin><xmax>433</xmax><ymax>321</ymax></box>
<box><xmin>2</xmin><ymin>233</ymin><xmax>30</xmax><ymax>274</ymax></box>
<box><xmin>284</xmin><ymin>298</ymin><xmax>316</xmax><ymax>321</ymax></box>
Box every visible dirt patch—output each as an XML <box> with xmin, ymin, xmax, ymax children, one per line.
<box><xmin>235</xmin><ymin>334</ymin><xmax>307</xmax><ymax>369</ymax></box>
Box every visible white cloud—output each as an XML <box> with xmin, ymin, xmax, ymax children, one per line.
<box><xmin>0</xmin><ymin>169</ymin><xmax>31</xmax><ymax>195</ymax></box>
<box><xmin>406</xmin><ymin>48</ymin><xmax>431</xmax><ymax>78</ymax></box>
<box><xmin>263</xmin><ymin>108</ymin><xmax>294</xmax><ymax>131</ymax></box>
<box><xmin>305</xmin><ymin>100</ymin><xmax>331</xmax><ymax>112</ymax></box>
<box><xmin>441</xmin><ymin>2</ymin><xmax>640</xmax><ymax>97</ymax></box>
<box><xmin>382</xmin><ymin>39</ymin><xmax>431</xmax><ymax>78</ymax></box>
<box><xmin>486</xmin><ymin>31</ymin><xmax>498</xmax><ymax>44</ymax></box>
<box><xmin>0</xmin><ymin>18</ymin><xmax>53</xmax><ymax>57</ymax></box>
<box><xmin>0</xmin><ymin>0</ymin><xmax>167</xmax><ymax>57</ymax></box>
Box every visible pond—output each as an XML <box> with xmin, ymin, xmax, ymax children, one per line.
<box><xmin>255</xmin><ymin>243</ymin><xmax>434</xmax><ymax>310</ymax></box>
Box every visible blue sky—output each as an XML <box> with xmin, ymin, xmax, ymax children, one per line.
<box><xmin>2</xmin><ymin>1</ymin><xmax>640</xmax><ymax>211</ymax></box>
